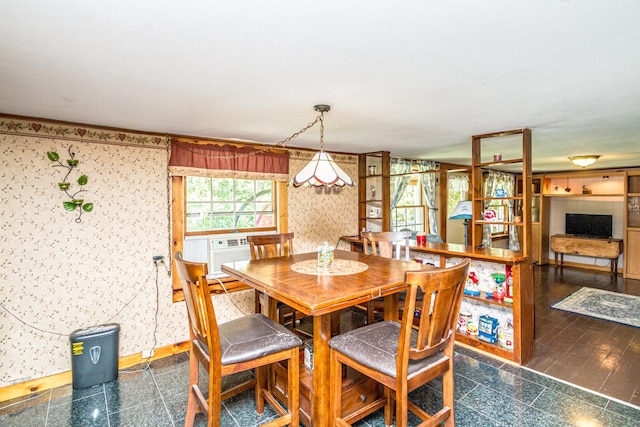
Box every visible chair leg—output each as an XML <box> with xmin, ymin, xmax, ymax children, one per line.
<box><xmin>384</xmin><ymin>386</ymin><xmax>395</xmax><ymax>426</ymax></box>
<box><xmin>330</xmin><ymin>350</ymin><xmax>343</xmax><ymax>424</ymax></box>
<box><xmin>255</xmin><ymin>366</ymin><xmax>266</xmax><ymax>414</ymax></box>
<box><xmin>287</xmin><ymin>349</ymin><xmax>300</xmax><ymax>427</ymax></box>
<box><xmin>184</xmin><ymin>351</ymin><xmax>199</xmax><ymax>427</ymax></box>
<box><xmin>442</xmin><ymin>364</ymin><xmax>455</xmax><ymax>427</ymax></box>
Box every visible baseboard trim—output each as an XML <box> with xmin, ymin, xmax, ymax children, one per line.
<box><xmin>0</xmin><ymin>341</ymin><xmax>189</xmax><ymax>403</ymax></box>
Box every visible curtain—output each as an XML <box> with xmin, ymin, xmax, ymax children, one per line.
<box><xmin>482</xmin><ymin>170</ymin><xmax>520</xmax><ymax>250</ymax></box>
<box><xmin>504</xmin><ymin>173</ymin><xmax>520</xmax><ymax>250</ymax></box>
<box><xmin>448</xmin><ymin>175</ymin><xmax>469</xmax><ymax>195</ymax></box>
<box><xmin>390</xmin><ymin>158</ymin><xmax>413</xmax><ymax>209</ymax></box>
<box><xmin>416</xmin><ymin>160</ymin><xmax>439</xmax><ymax>235</ymax></box>
<box><xmin>168</xmin><ymin>139</ymin><xmax>289</xmax><ymax>181</ymax></box>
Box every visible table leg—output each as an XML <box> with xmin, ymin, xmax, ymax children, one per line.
<box><xmin>312</xmin><ymin>313</ymin><xmax>332</xmax><ymax>427</ymax></box>
<box><xmin>383</xmin><ymin>294</ymin><xmax>399</xmax><ymax>321</ymax></box>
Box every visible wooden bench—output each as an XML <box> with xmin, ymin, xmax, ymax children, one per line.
<box><xmin>550</xmin><ymin>234</ymin><xmax>623</xmax><ymax>274</ymax></box>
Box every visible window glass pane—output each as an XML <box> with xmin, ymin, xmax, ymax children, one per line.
<box><xmin>185</xmin><ymin>176</ymin><xmax>275</xmax><ymax>233</ymax></box>
<box><xmin>256</xmin><ymin>213</ymin><xmax>275</xmax><ymax>228</ymax></box>
<box><xmin>256</xmin><ymin>202</ymin><xmax>273</xmax><ymax>211</ymax></box>
<box><xmin>236</xmin><ymin>202</ymin><xmax>255</xmax><ymax>212</ymax></box>
<box><xmin>212</xmin><ymin>214</ymin><xmax>234</xmax><ymax>230</ymax></box>
<box><xmin>255</xmin><ymin>181</ymin><xmax>273</xmax><ymax>200</ymax></box>
<box><xmin>211</xmin><ymin>178</ymin><xmax>233</xmax><ymax>201</ymax></box>
<box><xmin>186</xmin><ymin>203</ymin><xmax>212</xmax><ymax>231</ymax></box>
<box><xmin>186</xmin><ymin>177</ymin><xmax>211</xmax><ymax>201</ymax></box>
<box><xmin>235</xmin><ymin>213</ymin><xmax>255</xmax><ymax>228</ymax></box>
<box><xmin>234</xmin><ymin>179</ymin><xmax>254</xmax><ymax>201</ymax></box>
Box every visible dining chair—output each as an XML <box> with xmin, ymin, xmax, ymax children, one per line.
<box><xmin>360</xmin><ymin>231</ymin><xmax>412</xmax><ymax>324</ymax></box>
<box><xmin>329</xmin><ymin>258</ymin><xmax>470</xmax><ymax>427</ymax></box>
<box><xmin>174</xmin><ymin>252</ymin><xmax>302</xmax><ymax>427</ymax></box>
<box><xmin>247</xmin><ymin>233</ymin><xmax>311</xmax><ymax>338</ymax></box>
<box><xmin>361</xmin><ymin>230</ymin><xmax>412</xmax><ymax>261</ymax></box>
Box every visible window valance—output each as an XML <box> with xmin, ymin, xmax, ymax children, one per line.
<box><xmin>168</xmin><ymin>140</ymin><xmax>289</xmax><ymax>181</ymax></box>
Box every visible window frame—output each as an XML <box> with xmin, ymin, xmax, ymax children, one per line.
<box><xmin>171</xmin><ymin>176</ymin><xmax>288</xmax><ymax>300</ymax></box>
<box><xmin>183</xmin><ymin>176</ymin><xmax>278</xmax><ymax>237</ymax></box>
<box><xmin>391</xmin><ymin>174</ymin><xmax>428</xmax><ymax>233</ymax></box>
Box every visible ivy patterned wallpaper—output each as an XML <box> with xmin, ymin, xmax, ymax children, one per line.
<box><xmin>0</xmin><ymin>117</ymin><xmax>339</xmax><ymax>387</ymax></box>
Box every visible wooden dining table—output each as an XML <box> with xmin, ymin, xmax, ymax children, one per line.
<box><xmin>221</xmin><ymin>249</ymin><xmax>432</xmax><ymax>427</ymax></box>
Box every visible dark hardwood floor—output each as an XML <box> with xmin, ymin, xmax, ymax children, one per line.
<box><xmin>527</xmin><ymin>264</ymin><xmax>640</xmax><ymax>407</ymax></box>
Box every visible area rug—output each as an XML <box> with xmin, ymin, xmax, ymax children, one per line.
<box><xmin>552</xmin><ymin>287</ymin><xmax>640</xmax><ymax>328</ymax></box>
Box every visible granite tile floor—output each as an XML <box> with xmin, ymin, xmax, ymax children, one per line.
<box><xmin>2</xmin><ymin>266</ymin><xmax>640</xmax><ymax>426</ymax></box>
<box><xmin>1</xmin><ymin>345</ymin><xmax>639</xmax><ymax>427</ymax></box>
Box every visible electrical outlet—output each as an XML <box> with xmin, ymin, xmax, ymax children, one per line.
<box><xmin>142</xmin><ymin>349</ymin><xmax>154</xmax><ymax>359</ymax></box>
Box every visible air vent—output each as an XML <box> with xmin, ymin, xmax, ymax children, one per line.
<box><xmin>227</xmin><ymin>238</ymin><xmax>240</xmax><ymax>247</ymax></box>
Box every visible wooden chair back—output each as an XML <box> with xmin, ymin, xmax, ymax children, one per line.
<box><xmin>401</xmin><ymin>258</ymin><xmax>470</xmax><ymax>367</ymax></box>
<box><xmin>174</xmin><ymin>252</ymin><xmax>221</xmax><ymax>377</ymax></box>
<box><xmin>248</xmin><ymin>232</ymin><xmax>294</xmax><ymax>260</ymax></box>
<box><xmin>362</xmin><ymin>231</ymin><xmax>411</xmax><ymax>260</ymax></box>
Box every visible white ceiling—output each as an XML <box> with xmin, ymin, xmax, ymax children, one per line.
<box><xmin>1</xmin><ymin>1</ymin><xmax>639</xmax><ymax>173</ymax></box>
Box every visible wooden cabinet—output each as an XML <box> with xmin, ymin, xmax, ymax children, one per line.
<box><xmin>625</xmin><ymin>230</ymin><xmax>640</xmax><ymax>279</ymax></box>
<box><xmin>518</xmin><ymin>174</ymin><xmax>549</xmax><ymax>264</ymax></box>
<box><xmin>358</xmin><ymin>152</ymin><xmax>390</xmax><ymax>232</ymax></box>
<box><xmin>408</xmin><ymin>243</ymin><xmax>534</xmax><ymax>365</ymax></box>
<box><xmin>625</xmin><ymin>171</ymin><xmax>640</xmax><ymax>279</ymax></box>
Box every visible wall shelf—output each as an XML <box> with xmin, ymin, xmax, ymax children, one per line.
<box><xmin>358</xmin><ymin>152</ymin><xmax>390</xmax><ymax>233</ymax></box>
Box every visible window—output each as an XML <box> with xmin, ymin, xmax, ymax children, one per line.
<box><xmin>185</xmin><ymin>177</ymin><xmax>276</xmax><ymax>235</ymax></box>
<box><xmin>391</xmin><ymin>176</ymin><xmax>425</xmax><ymax>232</ymax></box>
<box><xmin>447</xmin><ymin>173</ymin><xmax>469</xmax><ymax>217</ymax></box>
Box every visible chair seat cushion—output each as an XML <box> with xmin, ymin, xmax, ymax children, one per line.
<box><xmin>328</xmin><ymin>320</ymin><xmax>446</xmax><ymax>378</ymax></box>
<box><xmin>218</xmin><ymin>314</ymin><xmax>302</xmax><ymax>365</ymax></box>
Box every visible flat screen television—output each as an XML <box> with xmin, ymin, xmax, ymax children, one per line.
<box><xmin>565</xmin><ymin>213</ymin><xmax>613</xmax><ymax>238</ymax></box>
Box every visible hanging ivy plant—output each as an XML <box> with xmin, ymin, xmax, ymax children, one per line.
<box><xmin>47</xmin><ymin>146</ymin><xmax>93</xmax><ymax>223</ymax></box>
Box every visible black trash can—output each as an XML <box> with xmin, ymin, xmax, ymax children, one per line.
<box><xmin>69</xmin><ymin>323</ymin><xmax>120</xmax><ymax>389</ymax></box>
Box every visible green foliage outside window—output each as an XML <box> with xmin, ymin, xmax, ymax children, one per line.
<box><xmin>186</xmin><ymin>177</ymin><xmax>275</xmax><ymax>233</ymax></box>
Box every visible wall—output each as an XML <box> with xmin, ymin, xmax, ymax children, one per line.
<box><xmin>548</xmin><ymin>197</ymin><xmax>624</xmax><ymax>267</ymax></box>
<box><xmin>0</xmin><ymin>117</ymin><xmax>357</xmax><ymax>388</ymax></box>
<box><xmin>287</xmin><ymin>150</ymin><xmax>358</xmax><ymax>252</ymax></box>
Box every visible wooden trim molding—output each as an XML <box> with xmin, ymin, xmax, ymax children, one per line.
<box><xmin>0</xmin><ymin>342</ymin><xmax>189</xmax><ymax>403</ymax></box>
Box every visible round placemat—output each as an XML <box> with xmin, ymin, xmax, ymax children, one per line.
<box><xmin>291</xmin><ymin>259</ymin><xmax>369</xmax><ymax>276</ymax></box>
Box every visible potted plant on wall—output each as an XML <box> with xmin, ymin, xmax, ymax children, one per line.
<box><xmin>47</xmin><ymin>146</ymin><xmax>93</xmax><ymax>223</ymax></box>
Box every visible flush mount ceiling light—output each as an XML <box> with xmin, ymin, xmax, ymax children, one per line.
<box><xmin>288</xmin><ymin>105</ymin><xmax>356</xmax><ymax>189</ymax></box>
<box><xmin>569</xmin><ymin>155</ymin><xmax>600</xmax><ymax>168</ymax></box>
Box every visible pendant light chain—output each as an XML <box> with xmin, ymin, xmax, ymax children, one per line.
<box><xmin>318</xmin><ymin>112</ymin><xmax>325</xmax><ymax>151</ymax></box>
<box><xmin>275</xmin><ymin>114</ymin><xmax>322</xmax><ymax>148</ymax></box>
<box><xmin>174</xmin><ymin>113</ymin><xmax>323</xmax><ymax>161</ymax></box>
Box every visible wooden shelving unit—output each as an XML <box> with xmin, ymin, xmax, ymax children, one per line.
<box><xmin>625</xmin><ymin>171</ymin><xmax>640</xmax><ymax>279</ymax></box>
<box><xmin>464</xmin><ymin>128</ymin><xmax>534</xmax><ymax>364</ymax></box>
<box><xmin>358</xmin><ymin>151</ymin><xmax>390</xmax><ymax>232</ymax></box>
<box><xmin>470</xmin><ymin>128</ymin><xmax>532</xmax><ymax>260</ymax></box>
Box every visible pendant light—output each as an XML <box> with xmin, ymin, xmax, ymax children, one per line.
<box><xmin>289</xmin><ymin>105</ymin><xmax>356</xmax><ymax>188</ymax></box>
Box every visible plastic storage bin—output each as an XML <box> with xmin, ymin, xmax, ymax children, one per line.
<box><xmin>69</xmin><ymin>323</ymin><xmax>120</xmax><ymax>389</ymax></box>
